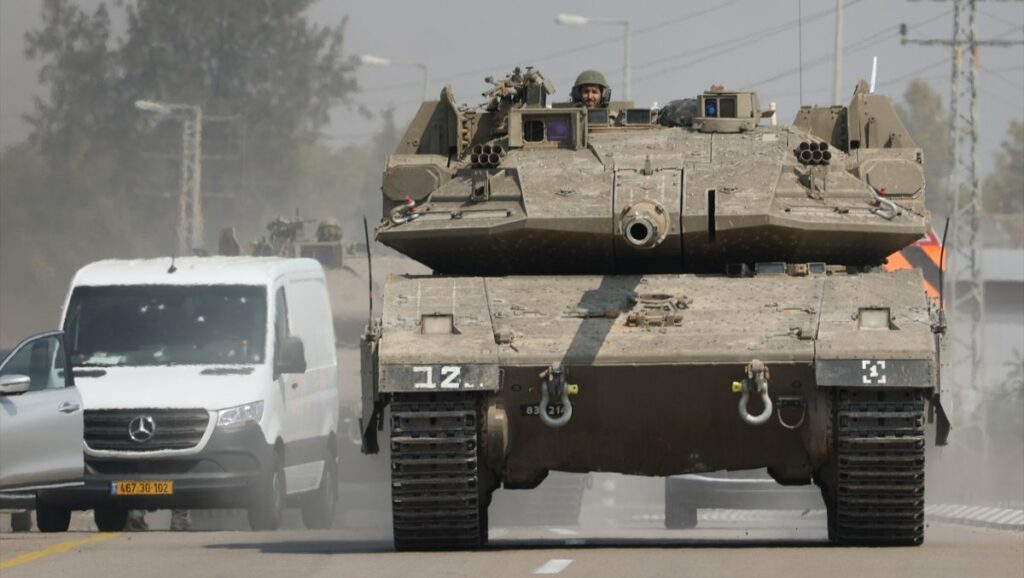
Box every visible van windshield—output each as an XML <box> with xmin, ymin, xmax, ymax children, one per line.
<box><xmin>64</xmin><ymin>285</ymin><xmax>267</xmax><ymax>367</ymax></box>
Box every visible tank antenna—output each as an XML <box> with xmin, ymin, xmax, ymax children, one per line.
<box><xmin>363</xmin><ymin>216</ymin><xmax>374</xmax><ymax>326</ymax></box>
<box><xmin>938</xmin><ymin>216</ymin><xmax>950</xmax><ymax>311</ymax></box>
<box><xmin>798</xmin><ymin>0</ymin><xmax>804</xmax><ymax>106</ymax></box>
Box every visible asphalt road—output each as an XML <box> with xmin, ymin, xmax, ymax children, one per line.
<box><xmin>2</xmin><ymin>516</ymin><xmax>1022</xmax><ymax>578</ymax></box>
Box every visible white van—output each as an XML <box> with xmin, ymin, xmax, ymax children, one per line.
<box><xmin>37</xmin><ymin>257</ymin><xmax>339</xmax><ymax>531</ymax></box>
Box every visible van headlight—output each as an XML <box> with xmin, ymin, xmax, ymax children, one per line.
<box><xmin>216</xmin><ymin>401</ymin><xmax>264</xmax><ymax>430</ymax></box>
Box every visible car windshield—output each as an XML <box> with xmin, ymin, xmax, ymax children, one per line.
<box><xmin>64</xmin><ymin>285</ymin><xmax>267</xmax><ymax>367</ymax></box>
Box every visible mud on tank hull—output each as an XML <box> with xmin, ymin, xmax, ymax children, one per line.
<box><xmin>366</xmin><ymin>268</ymin><xmax>937</xmax><ymax>549</ymax></box>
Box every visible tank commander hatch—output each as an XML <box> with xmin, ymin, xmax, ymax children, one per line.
<box><xmin>570</xmin><ymin>69</ymin><xmax>610</xmax><ymax>109</ymax></box>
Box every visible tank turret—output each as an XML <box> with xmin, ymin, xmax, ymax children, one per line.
<box><xmin>376</xmin><ymin>74</ymin><xmax>927</xmax><ymax>276</ymax></box>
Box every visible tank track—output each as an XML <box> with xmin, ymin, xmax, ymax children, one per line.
<box><xmin>830</xmin><ymin>388</ymin><xmax>926</xmax><ymax>546</ymax></box>
<box><xmin>389</xmin><ymin>395</ymin><xmax>488</xmax><ymax>550</ymax></box>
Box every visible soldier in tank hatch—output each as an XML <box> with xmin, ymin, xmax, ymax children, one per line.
<box><xmin>571</xmin><ymin>69</ymin><xmax>610</xmax><ymax>109</ymax></box>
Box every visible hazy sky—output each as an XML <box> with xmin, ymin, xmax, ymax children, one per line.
<box><xmin>2</xmin><ymin>0</ymin><xmax>1022</xmax><ymax>168</ymax></box>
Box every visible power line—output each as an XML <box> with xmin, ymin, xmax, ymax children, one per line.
<box><xmin>980</xmin><ymin>64</ymin><xmax>1024</xmax><ymax>89</ymax></box>
<box><xmin>750</xmin><ymin>9</ymin><xmax>952</xmax><ymax>89</ymax></box>
<box><xmin>632</xmin><ymin>0</ymin><xmax>867</xmax><ymax>83</ymax></box>
<box><xmin>902</xmin><ymin>0</ymin><xmax>1024</xmax><ymax>445</ymax></box>
<box><xmin>979</xmin><ymin>85</ymin><xmax>1024</xmax><ymax>110</ymax></box>
<box><xmin>357</xmin><ymin>1</ymin><xmax>741</xmax><ymax>95</ymax></box>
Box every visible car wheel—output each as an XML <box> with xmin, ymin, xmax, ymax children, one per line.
<box><xmin>300</xmin><ymin>451</ymin><xmax>338</xmax><ymax>530</ymax></box>
<box><xmin>10</xmin><ymin>511</ymin><xmax>32</xmax><ymax>532</ymax></box>
<box><xmin>94</xmin><ymin>507</ymin><xmax>129</xmax><ymax>532</ymax></box>
<box><xmin>248</xmin><ymin>454</ymin><xmax>286</xmax><ymax>531</ymax></box>
<box><xmin>35</xmin><ymin>499</ymin><xmax>71</xmax><ymax>533</ymax></box>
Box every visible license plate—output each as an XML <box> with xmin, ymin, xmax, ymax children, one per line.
<box><xmin>111</xmin><ymin>481</ymin><xmax>174</xmax><ymax>496</ymax></box>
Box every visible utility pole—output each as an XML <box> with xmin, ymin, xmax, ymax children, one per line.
<box><xmin>136</xmin><ymin>100</ymin><xmax>205</xmax><ymax>254</ymax></box>
<box><xmin>181</xmin><ymin>109</ymin><xmax>203</xmax><ymax>254</ymax></box>
<box><xmin>833</xmin><ymin>0</ymin><xmax>844</xmax><ymax>105</ymax></box>
<box><xmin>900</xmin><ymin>0</ymin><xmax>1024</xmax><ymax>446</ymax></box>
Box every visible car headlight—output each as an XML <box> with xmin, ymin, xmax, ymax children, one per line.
<box><xmin>216</xmin><ymin>401</ymin><xmax>264</xmax><ymax>430</ymax></box>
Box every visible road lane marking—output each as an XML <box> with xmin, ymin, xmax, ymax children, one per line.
<box><xmin>0</xmin><ymin>532</ymin><xmax>121</xmax><ymax>570</ymax></box>
<box><xmin>534</xmin><ymin>559</ymin><xmax>574</xmax><ymax>574</ymax></box>
<box><xmin>549</xmin><ymin>527</ymin><xmax>578</xmax><ymax>536</ymax></box>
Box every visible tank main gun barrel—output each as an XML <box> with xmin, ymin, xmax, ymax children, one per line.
<box><xmin>619</xmin><ymin>201</ymin><xmax>669</xmax><ymax>250</ymax></box>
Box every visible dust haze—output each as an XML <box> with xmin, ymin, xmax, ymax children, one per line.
<box><xmin>0</xmin><ymin>0</ymin><xmax>1021</xmax><ymax>533</ymax></box>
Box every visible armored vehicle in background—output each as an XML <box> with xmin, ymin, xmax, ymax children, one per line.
<box><xmin>360</xmin><ymin>68</ymin><xmax>948</xmax><ymax>549</ymax></box>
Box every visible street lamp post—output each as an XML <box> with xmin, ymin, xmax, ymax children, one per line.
<box><xmin>358</xmin><ymin>54</ymin><xmax>431</xmax><ymax>102</ymax></box>
<box><xmin>555</xmin><ymin>13</ymin><xmax>632</xmax><ymax>102</ymax></box>
<box><xmin>135</xmin><ymin>100</ymin><xmax>203</xmax><ymax>255</ymax></box>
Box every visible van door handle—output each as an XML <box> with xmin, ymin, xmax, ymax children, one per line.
<box><xmin>58</xmin><ymin>402</ymin><xmax>80</xmax><ymax>414</ymax></box>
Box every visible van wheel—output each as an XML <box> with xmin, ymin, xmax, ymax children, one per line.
<box><xmin>94</xmin><ymin>507</ymin><xmax>129</xmax><ymax>532</ymax></box>
<box><xmin>10</xmin><ymin>511</ymin><xmax>32</xmax><ymax>532</ymax></box>
<box><xmin>301</xmin><ymin>453</ymin><xmax>338</xmax><ymax>529</ymax></box>
<box><xmin>248</xmin><ymin>456</ymin><xmax>286</xmax><ymax>531</ymax></box>
<box><xmin>35</xmin><ymin>499</ymin><xmax>71</xmax><ymax>533</ymax></box>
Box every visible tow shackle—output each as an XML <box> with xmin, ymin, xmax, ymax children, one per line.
<box><xmin>538</xmin><ymin>362</ymin><xmax>573</xmax><ymax>428</ymax></box>
<box><xmin>738</xmin><ymin>360</ymin><xmax>773</xmax><ymax>426</ymax></box>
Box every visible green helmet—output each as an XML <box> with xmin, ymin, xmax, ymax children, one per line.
<box><xmin>571</xmin><ymin>70</ymin><xmax>611</xmax><ymax>107</ymax></box>
<box><xmin>573</xmin><ymin>69</ymin><xmax>609</xmax><ymax>90</ymax></box>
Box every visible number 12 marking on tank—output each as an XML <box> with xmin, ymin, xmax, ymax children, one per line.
<box><xmin>413</xmin><ymin>365</ymin><xmax>473</xmax><ymax>389</ymax></box>
<box><xmin>861</xmin><ymin>360</ymin><xmax>887</xmax><ymax>384</ymax></box>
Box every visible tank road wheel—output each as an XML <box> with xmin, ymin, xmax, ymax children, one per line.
<box><xmin>824</xmin><ymin>388</ymin><xmax>926</xmax><ymax>546</ymax></box>
<box><xmin>389</xmin><ymin>395</ymin><xmax>490</xmax><ymax>551</ymax></box>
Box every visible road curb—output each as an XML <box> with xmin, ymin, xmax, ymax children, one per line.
<box><xmin>926</xmin><ymin>504</ymin><xmax>1024</xmax><ymax>532</ymax></box>
<box><xmin>642</xmin><ymin>504</ymin><xmax>1024</xmax><ymax>532</ymax></box>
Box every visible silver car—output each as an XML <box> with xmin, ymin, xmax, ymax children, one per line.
<box><xmin>0</xmin><ymin>331</ymin><xmax>83</xmax><ymax>495</ymax></box>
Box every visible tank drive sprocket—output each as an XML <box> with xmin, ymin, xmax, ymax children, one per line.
<box><xmin>389</xmin><ymin>395</ymin><xmax>489</xmax><ymax>550</ymax></box>
<box><xmin>825</xmin><ymin>388</ymin><xmax>926</xmax><ymax>545</ymax></box>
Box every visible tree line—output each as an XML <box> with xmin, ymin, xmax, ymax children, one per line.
<box><xmin>1</xmin><ymin>1</ymin><xmax>1021</xmax><ymax>342</ymax></box>
<box><xmin>1</xmin><ymin>0</ymin><xmax>396</xmax><ymax>341</ymax></box>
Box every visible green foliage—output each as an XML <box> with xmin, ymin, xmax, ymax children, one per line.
<box><xmin>895</xmin><ymin>79</ymin><xmax>953</xmax><ymax>215</ymax></box>
<box><xmin>983</xmin><ymin>120</ymin><xmax>1024</xmax><ymax>214</ymax></box>
<box><xmin>0</xmin><ymin>0</ymin><xmax>373</xmax><ymax>342</ymax></box>
<box><xmin>119</xmin><ymin>0</ymin><xmax>358</xmax><ymax>202</ymax></box>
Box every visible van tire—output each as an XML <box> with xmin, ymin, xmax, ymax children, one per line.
<box><xmin>10</xmin><ymin>511</ymin><xmax>32</xmax><ymax>532</ymax></box>
<box><xmin>248</xmin><ymin>455</ymin><xmax>286</xmax><ymax>531</ymax></box>
<box><xmin>35</xmin><ymin>499</ymin><xmax>71</xmax><ymax>533</ymax></box>
<box><xmin>301</xmin><ymin>452</ymin><xmax>338</xmax><ymax>530</ymax></box>
<box><xmin>94</xmin><ymin>507</ymin><xmax>129</xmax><ymax>532</ymax></box>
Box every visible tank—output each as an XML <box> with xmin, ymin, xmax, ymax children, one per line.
<box><xmin>359</xmin><ymin>68</ymin><xmax>949</xmax><ymax>549</ymax></box>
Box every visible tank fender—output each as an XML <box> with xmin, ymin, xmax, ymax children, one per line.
<box><xmin>359</xmin><ymin>322</ymin><xmax>383</xmax><ymax>454</ymax></box>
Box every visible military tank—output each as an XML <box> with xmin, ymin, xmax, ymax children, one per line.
<box><xmin>359</xmin><ymin>67</ymin><xmax>949</xmax><ymax>549</ymax></box>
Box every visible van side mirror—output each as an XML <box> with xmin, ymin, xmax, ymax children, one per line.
<box><xmin>0</xmin><ymin>374</ymin><xmax>31</xmax><ymax>395</ymax></box>
<box><xmin>276</xmin><ymin>336</ymin><xmax>307</xmax><ymax>375</ymax></box>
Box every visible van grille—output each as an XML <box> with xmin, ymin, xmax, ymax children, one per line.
<box><xmin>84</xmin><ymin>409</ymin><xmax>210</xmax><ymax>452</ymax></box>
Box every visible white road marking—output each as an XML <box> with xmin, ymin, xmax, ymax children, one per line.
<box><xmin>534</xmin><ymin>559</ymin><xmax>574</xmax><ymax>574</ymax></box>
<box><xmin>549</xmin><ymin>527</ymin><xmax>578</xmax><ymax>536</ymax></box>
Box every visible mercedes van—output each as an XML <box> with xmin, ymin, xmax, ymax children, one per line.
<box><xmin>37</xmin><ymin>257</ymin><xmax>339</xmax><ymax>531</ymax></box>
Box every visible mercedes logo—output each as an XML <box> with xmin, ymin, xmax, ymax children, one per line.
<box><xmin>128</xmin><ymin>415</ymin><xmax>156</xmax><ymax>443</ymax></box>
